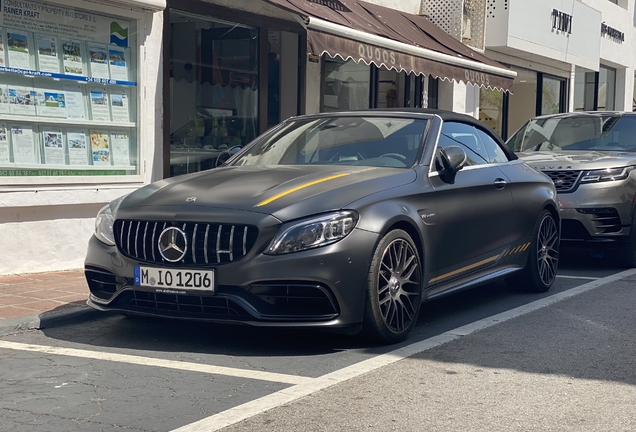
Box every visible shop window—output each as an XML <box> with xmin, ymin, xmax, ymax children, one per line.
<box><xmin>541</xmin><ymin>75</ymin><xmax>565</xmax><ymax>115</ymax></box>
<box><xmin>0</xmin><ymin>2</ymin><xmax>138</xmax><ymax>179</ymax></box>
<box><xmin>479</xmin><ymin>88</ymin><xmax>504</xmax><ymax>136</ymax></box>
<box><xmin>169</xmin><ymin>10</ymin><xmax>259</xmax><ymax>176</ymax></box>
<box><xmin>322</xmin><ymin>56</ymin><xmax>370</xmax><ymax>112</ymax></box>
<box><xmin>507</xmin><ymin>67</ymin><xmax>537</xmax><ymax>135</ymax></box>
<box><xmin>598</xmin><ymin>65</ymin><xmax>616</xmax><ymax>111</ymax></box>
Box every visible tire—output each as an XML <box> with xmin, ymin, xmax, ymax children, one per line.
<box><xmin>507</xmin><ymin>209</ymin><xmax>559</xmax><ymax>292</ymax></box>
<box><xmin>362</xmin><ymin>229</ymin><xmax>422</xmax><ymax>344</ymax></box>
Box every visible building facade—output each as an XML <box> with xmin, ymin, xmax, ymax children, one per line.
<box><xmin>482</xmin><ymin>0</ymin><xmax>636</xmax><ymax>139</ymax></box>
<box><xmin>0</xmin><ymin>0</ymin><xmax>516</xmax><ymax>275</ymax></box>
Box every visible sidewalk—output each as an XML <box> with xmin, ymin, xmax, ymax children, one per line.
<box><xmin>0</xmin><ymin>269</ymin><xmax>97</xmax><ymax>335</ymax></box>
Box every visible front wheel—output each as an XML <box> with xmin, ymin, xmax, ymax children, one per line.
<box><xmin>507</xmin><ymin>210</ymin><xmax>559</xmax><ymax>292</ymax></box>
<box><xmin>362</xmin><ymin>230</ymin><xmax>422</xmax><ymax>344</ymax></box>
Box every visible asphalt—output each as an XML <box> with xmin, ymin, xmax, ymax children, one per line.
<box><xmin>0</xmin><ymin>269</ymin><xmax>101</xmax><ymax>336</ymax></box>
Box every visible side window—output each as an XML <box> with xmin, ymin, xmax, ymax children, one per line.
<box><xmin>439</xmin><ymin>122</ymin><xmax>489</xmax><ymax>166</ymax></box>
<box><xmin>474</xmin><ymin>128</ymin><xmax>510</xmax><ymax>163</ymax></box>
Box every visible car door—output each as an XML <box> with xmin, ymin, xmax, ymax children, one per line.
<box><xmin>426</xmin><ymin>121</ymin><xmax>516</xmax><ymax>291</ymax></box>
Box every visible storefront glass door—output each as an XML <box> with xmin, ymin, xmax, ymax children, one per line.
<box><xmin>169</xmin><ymin>10</ymin><xmax>259</xmax><ymax>176</ymax></box>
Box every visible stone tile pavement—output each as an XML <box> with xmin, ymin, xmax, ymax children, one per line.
<box><xmin>0</xmin><ymin>269</ymin><xmax>99</xmax><ymax>335</ymax></box>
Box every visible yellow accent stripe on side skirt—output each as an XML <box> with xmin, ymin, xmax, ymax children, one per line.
<box><xmin>429</xmin><ymin>254</ymin><xmax>500</xmax><ymax>284</ymax></box>
<box><xmin>255</xmin><ymin>173</ymin><xmax>350</xmax><ymax>207</ymax></box>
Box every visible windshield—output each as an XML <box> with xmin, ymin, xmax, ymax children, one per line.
<box><xmin>230</xmin><ymin>116</ymin><xmax>428</xmax><ymax>168</ymax></box>
<box><xmin>508</xmin><ymin>115</ymin><xmax>636</xmax><ymax>153</ymax></box>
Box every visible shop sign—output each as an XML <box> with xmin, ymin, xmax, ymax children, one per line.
<box><xmin>551</xmin><ymin>9</ymin><xmax>572</xmax><ymax>35</ymax></box>
<box><xmin>358</xmin><ymin>43</ymin><xmax>396</xmax><ymax>66</ymax></box>
<box><xmin>601</xmin><ymin>22</ymin><xmax>624</xmax><ymax>43</ymax></box>
<box><xmin>464</xmin><ymin>70</ymin><xmax>490</xmax><ymax>86</ymax></box>
<box><xmin>1</xmin><ymin>0</ymin><xmax>129</xmax><ymax>47</ymax></box>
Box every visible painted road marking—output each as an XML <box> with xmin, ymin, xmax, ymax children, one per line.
<box><xmin>0</xmin><ymin>341</ymin><xmax>310</xmax><ymax>385</ymax></box>
<box><xmin>171</xmin><ymin>268</ymin><xmax>636</xmax><ymax>432</ymax></box>
<box><xmin>556</xmin><ymin>275</ymin><xmax>600</xmax><ymax>280</ymax></box>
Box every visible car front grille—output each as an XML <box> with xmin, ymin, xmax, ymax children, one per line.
<box><xmin>119</xmin><ymin>290</ymin><xmax>251</xmax><ymax>317</ymax></box>
<box><xmin>114</xmin><ymin>220</ymin><xmax>258</xmax><ymax>267</ymax></box>
<box><xmin>542</xmin><ymin>170</ymin><xmax>582</xmax><ymax>192</ymax></box>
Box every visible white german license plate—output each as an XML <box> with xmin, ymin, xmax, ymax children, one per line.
<box><xmin>134</xmin><ymin>266</ymin><xmax>214</xmax><ymax>293</ymax></box>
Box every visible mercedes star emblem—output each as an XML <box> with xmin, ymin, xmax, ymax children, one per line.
<box><xmin>158</xmin><ymin>227</ymin><xmax>188</xmax><ymax>262</ymax></box>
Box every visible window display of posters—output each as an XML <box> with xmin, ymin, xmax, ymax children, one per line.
<box><xmin>8</xmin><ymin>87</ymin><xmax>36</xmax><ymax>116</ymax></box>
<box><xmin>36</xmin><ymin>34</ymin><xmax>59</xmax><ymax>73</ymax></box>
<box><xmin>35</xmin><ymin>89</ymin><xmax>66</xmax><ymax>118</ymax></box>
<box><xmin>42</xmin><ymin>129</ymin><xmax>64</xmax><ymax>165</ymax></box>
<box><xmin>0</xmin><ymin>85</ymin><xmax>9</xmax><ymax>114</ymax></box>
<box><xmin>6</xmin><ymin>30</ymin><xmax>30</xmax><ymax>70</ymax></box>
<box><xmin>111</xmin><ymin>133</ymin><xmax>130</xmax><ymax>166</ymax></box>
<box><xmin>108</xmin><ymin>48</ymin><xmax>128</xmax><ymax>81</ymax></box>
<box><xmin>62</xmin><ymin>83</ymin><xmax>86</xmax><ymax>120</ymax></box>
<box><xmin>0</xmin><ymin>29</ymin><xmax>5</xmax><ymax>66</ymax></box>
<box><xmin>62</xmin><ymin>39</ymin><xmax>84</xmax><ymax>76</ymax></box>
<box><xmin>89</xmin><ymin>88</ymin><xmax>110</xmax><ymax>121</ymax></box>
<box><xmin>11</xmin><ymin>125</ymin><xmax>36</xmax><ymax>164</ymax></box>
<box><xmin>67</xmin><ymin>130</ymin><xmax>88</xmax><ymax>165</ymax></box>
<box><xmin>90</xmin><ymin>131</ymin><xmax>110</xmax><ymax>165</ymax></box>
<box><xmin>0</xmin><ymin>125</ymin><xmax>9</xmax><ymax>163</ymax></box>
<box><xmin>88</xmin><ymin>43</ymin><xmax>109</xmax><ymax>79</ymax></box>
<box><xmin>109</xmin><ymin>88</ymin><xmax>130</xmax><ymax>123</ymax></box>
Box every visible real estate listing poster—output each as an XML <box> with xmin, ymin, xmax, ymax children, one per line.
<box><xmin>63</xmin><ymin>83</ymin><xmax>86</xmax><ymax>120</ymax></box>
<box><xmin>36</xmin><ymin>34</ymin><xmax>60</xmax><ymax>73</ymax></box>
<box><xmin>0</xmin><ymin>85</ymin><xmax>9</xmax><ymax>115</ymax></box>
<box><xmin>8</xmin><ymin>86</ymin><xmax>36</xmax><ymax>116</ymax></box>
<box><xmin>0</xmin><ymin>125</ymin><xmax>9</xmax><ymax>163</ymax></box>
<box><xmin>62</xmin><ymin>39</ymin><xmax>84</xmax><ymax>76</ymax></box>
<box><xmin>111</xmin><ymin>133</ymin><xmax>130</xmax><ymax>166</ymax></box>
<box><xmin>35</xmin><ymin>89</ymin><xmax>66</xmax><ymax>118</ymax></box>
<box><xmin>109</xmin><ymin>88</ymin><xmax>130</xmax><ymax>123</ymax></box>
<box><xmin>42</xmin><ymin>129</ymin><xmax>64</xmax><ymax>165</ymax></box>
<box><xmin>67</xmin><ymin>130</ymin><xmax>88</xmax><ymax>165</ymax></box>
<box><xmin>90</xmin><ymin>131</ymin><xmax>110</xmax><ymax>165</ymax></box>
<box><xmin>11</xmin><ymin>125</ymin><xmax>36</xmax><ymax>164</ymax></box>
<box><xmin>7</xmin><ymin>30</ymin><xmax>30</xmax><ymax>70</ymax></box>
<box><xmin>89</xmin><ymin>88</ymin><xmax>110</xmax><ymax>122</ymax></box>
<box><xmin>88</xmin><ymin>43</ymin><xmax>109</xmax><ymax>79</ymax></box>
<box><xmin>108</xmin><ymin>48</ymin><xmax>128</xmax><ymax>81</ymax></box>
<box><xmin>0</xmin><ymin>28</ymin><xmax>5</xmax><ymax>66</ymax></box>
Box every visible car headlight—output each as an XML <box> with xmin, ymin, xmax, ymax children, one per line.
<box><xmin>580</xmin><ymin>166</ymin><xmax>635</xmax><ymax>183</ymax></box>
<box><xmin>265</xmin><ymin>211</ymin><xmax>359</xmax><ymax>255</ymax></box>
<box><xmin>95</xmin><ymin>204</ymin><xmax>116</xmax><ymax>246</ymax></box>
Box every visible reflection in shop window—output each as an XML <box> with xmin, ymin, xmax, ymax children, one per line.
<box><xmin>322</xmin><ymin>56</ymin><xmax>370</xmax><ymax>112</ymax></box>
<box><xmin>598</xmin><ymin>65</ymin><xmax>616</xmax><ymax>111</ymax></box>
<box><xmin>479</xmin><ymin>88</ymin><xmax>504</xmax><ymax>136</ymax></box>
<box><xmin>542</xmin><ymin>76</ymin><xmax>563</xmax><ymax>115</ymax></box>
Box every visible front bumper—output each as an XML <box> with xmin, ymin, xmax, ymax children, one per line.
<box><xmin>557</xmin><ymin>179</ymin><xmax>636</xmax><ymax>243</ymax></box>
<box><xmin>85</xmin><ymin>227</ymin><xmax>380</xmax><ymax>330</ymax></box>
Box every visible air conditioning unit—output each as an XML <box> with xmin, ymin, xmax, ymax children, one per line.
<box><xmin>421</xmin><ymin>0</ymin><xmax>487</xmax><ymax>51</ymax></box>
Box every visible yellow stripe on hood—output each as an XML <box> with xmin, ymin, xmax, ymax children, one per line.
<box><xmin>255</xmin><ymin>168</ymin><xmax>376</xmax><ymax>207</ymax></box>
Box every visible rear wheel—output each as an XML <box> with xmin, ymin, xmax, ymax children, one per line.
<box><xmin>362</xmin><ymin>230</ymin><xmax>422</xmax><ymax>344</ymax></box>
<box><xmin>507</xmin><ymin>210</ymin><xmax>559</xmax><ymax>292</ymax></box>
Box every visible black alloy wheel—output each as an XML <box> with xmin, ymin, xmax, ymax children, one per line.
<box><xmin>507</xmin><ymin>209</ymin><xmax>559</xmax><ymax>292</ymax></box>
<box><xmin>363</xmin><ymin>229</ymin><xmax>422</xmax><ymax>343</ymax></box>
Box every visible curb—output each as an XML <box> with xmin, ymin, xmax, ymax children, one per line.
<box><xmin>0</xmin><ymin>304</ymin><xmax>104</xmax><ymax>337</ymax></box>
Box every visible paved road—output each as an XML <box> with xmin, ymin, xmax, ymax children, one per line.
<box><xmin>0</xmin><ymin>248</ymin><xmax>634</xmax><ymax>431</ymax></box>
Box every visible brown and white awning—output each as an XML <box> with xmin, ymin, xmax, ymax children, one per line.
<box><xmin>264</xmin><ymin>0</ymin><xmax>516</xmax><ymax>92</ymax></box>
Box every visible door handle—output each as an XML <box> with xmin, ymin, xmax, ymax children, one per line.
<box><xmin>494</xmin><ymin>178</ymin><xmax>507</xmax><ymax>189</ymax></box>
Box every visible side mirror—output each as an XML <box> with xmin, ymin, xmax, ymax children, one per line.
<box><xmin>215</xmin><ymin>145</ymin><xmax>243</xmax><ymax>167</ymax></box>
<box><xmin>438</xmin><ymin>145</ymin><xmax>467</xmax><ymax>184</ymax></box>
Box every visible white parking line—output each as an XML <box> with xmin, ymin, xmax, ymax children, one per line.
<box><xmin>556</xmin><ymin>275</ymin><xmax>600</xmax><ymax>280</ymax></box>
<box><xmin>171</xmin><ymin>268</ymin><xmax>636</xmax><ymax>432</ymax></box>
<box><xmin>0</xmin><ymin>341</ymin><xmax>310</xmax><ymax>385</ymax></box>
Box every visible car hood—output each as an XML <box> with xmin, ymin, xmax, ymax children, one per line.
<box><xmin>117</xmin><ymin>165</ymin><xmax>416</xmax><ymax>221</ymax></box>
<box><xmin>516</xmin><ymin>150</ymin><xmax>636</xmax><ymax>170</ymax></box>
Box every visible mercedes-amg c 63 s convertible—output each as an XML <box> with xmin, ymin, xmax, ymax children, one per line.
<box><xmin>85</xmin><ymin>109</ymin><xmax>560</xmax><ymax>343</ymax></box>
